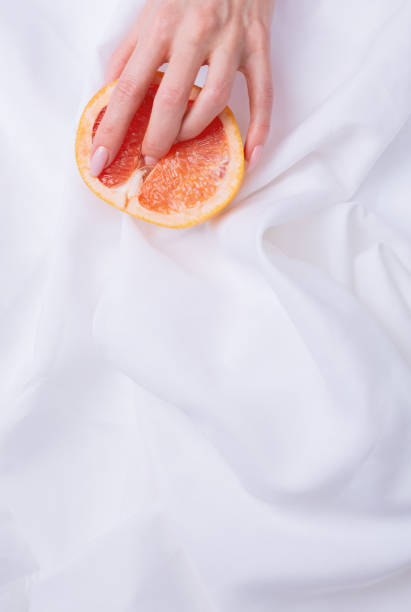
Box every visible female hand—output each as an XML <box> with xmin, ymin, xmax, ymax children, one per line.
<box><xmin>90</xmin><ymin>0</ymin><xmax>274</xmax><ymax>176</ymax></box>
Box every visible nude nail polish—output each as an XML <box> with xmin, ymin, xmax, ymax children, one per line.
<box><xmin>90</xmin><ymin>146</ymin><xmax>109</xmax><ymax>177</ymax></box>
<box><xmin>247</xmin><ymin>145</ymin><xmax>263</xmax><ymax>172</ymax></box>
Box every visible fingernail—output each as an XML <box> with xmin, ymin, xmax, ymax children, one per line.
<box><xmin>247</xmin><ymin>145</ymin><xmax>263</xmax><ymax>172</ymax></box>
<box><xmin>90</xmin><ymin>146</ymin><xmax>109</xmax><ymax>177</ymax></box>
<box><xmin>144</xmin><ymin>156</ymin><xmax>158</xmax><ymax>166</ymax></box>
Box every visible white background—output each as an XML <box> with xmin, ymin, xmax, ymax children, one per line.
<box><xmin>1</xmin><ymin>0</ymin><xmax>411</xmax><ymax>610</ymax></box>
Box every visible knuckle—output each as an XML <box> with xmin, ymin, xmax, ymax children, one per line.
<box><xmin>143</xmin><ymin>138</ymin><xmax>166</xmax><ymax>158</ymax></box>
<box><xmin>153</xmin><ymin>12</ymin><xmax>173</xmax><ymax>45</ymax></box>
<box><xmin>157</xmin><ymin>85</ymin><xmax>186</xmax><ymax>108</ymax></box>
<box><xmin>248</xmin><ymin>18</ymin><xmax>270</xmax><ymax>53</ymax></box>
<box><xmin>115</xmin><ymin>74</ymin><xmax>140</xmax><ymax>102</ymax></box>
<box><xmin>205</xmin><ymin>79</ymin><xmax>230</xmax><ymax>108</ymax></box>
<box><xmin>259</xmin><ymin>121</ymin><xmax>272</xmax><ymax>134</ymax></box>
<box><xmin>189</xmin><ymin>9</ymin><xmax>218</xmax><ymax>43</ymax></box>
<box><xmin>98</xmin><ymin>122</ymin><xmax>117</xmax><ymax>141</ymax></box>
<box><xmin>261</xmin><ymin>82</ymin><xmax>274</xmax><ymax>107</ymax></box>
<box><xmin>157</xmin><ymin>0</ymin><xmax>175</xmax><ymax>16</ymax></box>
<box><xmin>108</xmin><ymin>43</ymin><xmax>134</xmax><ymax>77</ymax></box>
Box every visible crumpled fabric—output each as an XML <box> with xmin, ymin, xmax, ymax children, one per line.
<box><xmin>1</xmin><ymin>0</ymin><xmax>411</xmax><ymax>610</ymax></box>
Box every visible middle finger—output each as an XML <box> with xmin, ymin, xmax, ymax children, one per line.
<box><xmin>142</xmin><ymin>45</ymin><xmax>204</xmax><ymax>164</ymax></box>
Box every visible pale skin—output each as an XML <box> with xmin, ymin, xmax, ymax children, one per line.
<box><xmin>90</xmin><ymin>0</ymin><xmax>275</xmax><ymax>177</ymax></box>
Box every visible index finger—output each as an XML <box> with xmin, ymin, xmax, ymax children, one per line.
<box><xmin>90</xmin><ymin>43</ymin><xmax>164</xmax><ymax>176</ymax></box>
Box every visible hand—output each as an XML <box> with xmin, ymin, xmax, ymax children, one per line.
<box><xmin>90</xmin><ymin>0</ymin><xmax>274</xmax><ymax>177</ymax></box>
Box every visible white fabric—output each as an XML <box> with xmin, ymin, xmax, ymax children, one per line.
<box><xmin>1</xmin><ymin>0</ymin><xmax>411</xmax><ymax>610</ymax></box>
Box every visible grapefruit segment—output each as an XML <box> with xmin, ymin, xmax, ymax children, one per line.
<box><xmin>139</xmin><ymin>116</ymin><xmax>229</xmax><ymax>214</ymax></box>
<box><xmin>75</xmin><ymin>72</ymin><xmax>244</xmax><ymax>228</ymax></box>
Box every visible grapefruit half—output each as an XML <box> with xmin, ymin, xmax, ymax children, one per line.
<box><xmin>75</xmin><ymin>72</ymin><xmax>244</xmax><ymax>228</ymax></box>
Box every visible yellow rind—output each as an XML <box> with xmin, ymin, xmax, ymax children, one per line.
<box><xmin>75</xmin><ymin>72</ymin><xmax>244</xmax><ymax>228</ymax></box>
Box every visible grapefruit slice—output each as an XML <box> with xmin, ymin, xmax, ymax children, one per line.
<box><xmin>75</xmin><ymin>72</ymin><xmax>244</xmax><ymax>228</ymax></box>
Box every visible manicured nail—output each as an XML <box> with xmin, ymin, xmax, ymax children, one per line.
<box><xmin>144</xmin><ymin>156</ymin><xmax>158</xmax><ymax>166</ymax></box>
<box><xmin>90</xmin><ymin>146</ymin><xmax>109</xmax><ymax>177</ymax></box>
<box><xmin>247</xmin><ymin>145</ymin><xmax>263</xmax><ymax>172</ymax></box>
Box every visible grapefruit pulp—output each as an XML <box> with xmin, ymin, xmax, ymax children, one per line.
<box><xmin>75</xmin><ymin>72</ymin><xmax>244</xmax><ymax>228</ymax></box>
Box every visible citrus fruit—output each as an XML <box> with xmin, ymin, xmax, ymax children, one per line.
<box><xmin>75</xmin><ymin>72</ymin><xmax>244</xmax><ymax>228</ymax></box>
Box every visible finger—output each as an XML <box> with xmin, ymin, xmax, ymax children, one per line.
<box><xmin>105</xmin><ymin>5</ymin><xmax>149</xmax><ymax>84</ymax></box>
<box><xmin>178</xmin><ymin>48</ymin><xmax>237</xmax><ymax>142</ymax></box>
<box><xmin>141</xmin><ymin>46</ymin><xmax>203</xmax><ymax>163</ymax></box>
<box><xmin>105</xmin><ymin>35</ymin><xmax>137</xmax><ymax>85</ymax></box>
<box><xmin>243</xmin><ymin>52</ymin><xmax>273</xmax><ymax>169</ymax></box>
<box><xmin>90</xmin><ymin>44</ymin><xmax>164</xmax><ymax>176</ymax></box>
